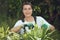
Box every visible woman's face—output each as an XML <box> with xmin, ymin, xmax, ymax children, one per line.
<box><xmin>22</xmin><ymin>5</ymin><xmax>33</xmax><ymax>17</ymax></box>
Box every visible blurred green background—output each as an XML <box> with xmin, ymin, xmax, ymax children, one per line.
<box><xmin>0</xmin><ymin>0</ymin><xmax>60</xmax><ymax>39</ymax></box>
<box><xmin>0</xmin><ymin>0</ymin><xmax>60</xmax><ymax>30</ymax></box>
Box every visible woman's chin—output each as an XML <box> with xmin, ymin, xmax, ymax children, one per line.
<box><xmin>25</xmin><ymin>15</ymin><xmax>31</xmax><ymax>17</ymax></box>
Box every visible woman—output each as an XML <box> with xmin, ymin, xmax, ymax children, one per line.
<box><xmin>11</xmin><ymin>2</ymin><xmax>55</xmax><ymax>34</ymax></box>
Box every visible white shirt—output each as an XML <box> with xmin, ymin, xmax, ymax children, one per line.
<box><xmin>14</xmin><ymin>16</ymin><xmax>51</xmax><ymax>34</ymax></box>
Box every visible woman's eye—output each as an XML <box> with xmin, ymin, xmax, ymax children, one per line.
<box><xmin>24</xmin><ymin>8</ymin><xmax>27</xmax><ymax>10</ymax></box>
<box><xmin>23</xmin><ymin>8</ymin><xmax>32</xmax><ymax>10</ymax></box>
<box><xmin>28</xmin><ymin>8</ymin><xmax>32</xmax><ymax>10</ymax></box>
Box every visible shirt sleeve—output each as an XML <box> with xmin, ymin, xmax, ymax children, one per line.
<box><xmin>36</xmin><ymin>16</ymin><xmax>51</xmax><ymax>29</ymax></box>
<box><xmin>14</xmin><ymin>20</ymin><xmax>23</xmax><ymax>27</ymax></box>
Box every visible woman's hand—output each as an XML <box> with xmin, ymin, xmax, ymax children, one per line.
<box><xmin>50</xmin><ymin>25</ymin><xmax>55</xmax><ymax>31</ymax></box>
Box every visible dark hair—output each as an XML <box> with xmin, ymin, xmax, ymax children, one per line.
<box><xmin>22</xmin><ymin>1</ymin><xmax>33</xmax><ymax>10</ymax></box>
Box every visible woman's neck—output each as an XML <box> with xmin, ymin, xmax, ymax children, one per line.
<box><xmin>24</xmin><ymin>16</ymin><xmax>34</xmax><ymax>22</ymax></box>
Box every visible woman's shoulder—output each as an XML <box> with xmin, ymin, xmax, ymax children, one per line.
<box><xmin>17</xmin><ymin>20</ymin><xmax>22</xmax><ymax>22</ymax></box>
<box><xmin>15</xmin><ymin>20</ymin><xmax>23</xmax><ymax>24</ymax></box>
<box><xmin>14</xmin><ymin>20</ymin><xmax>23</xmax><ymax>27</ymax></box>
<box><xmin>36</xmin><ymin>16</ymin><xmax>44</xmax><ymax>19</ymax></box>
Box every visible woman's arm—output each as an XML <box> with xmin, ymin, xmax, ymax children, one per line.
<box><xmin>38</xmin><ymin>16</ymin><xmax>55</xmax><ymax>31</ymax></box>
<box><xmin>10</xmin><ymin>20</ymin><xmax>23</xmax><ymax>32</ymax></box>
<box><xmin>10</xmin><ymin>26</ymin><xmax>22</xmax><ymax>33</ymax></box>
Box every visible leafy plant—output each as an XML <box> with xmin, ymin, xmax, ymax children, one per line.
<box><xmin>0</xmin><ymin>26</ymin><xmax>9</xmax><ymax>40</ymax></box>
<box><xmin>21</xmin><ymin>24</ymin><xmax>55</xmax><ymax>40</ymax></box>
<box><xmin>7</xmin><ymin>32</ymin><xmax>20</xmax><ymax>40</ymax></box>
<box><xmin>0</xmin><ymin>24</ymin><xmax>56</xmax><ymax>40</ymax></box>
